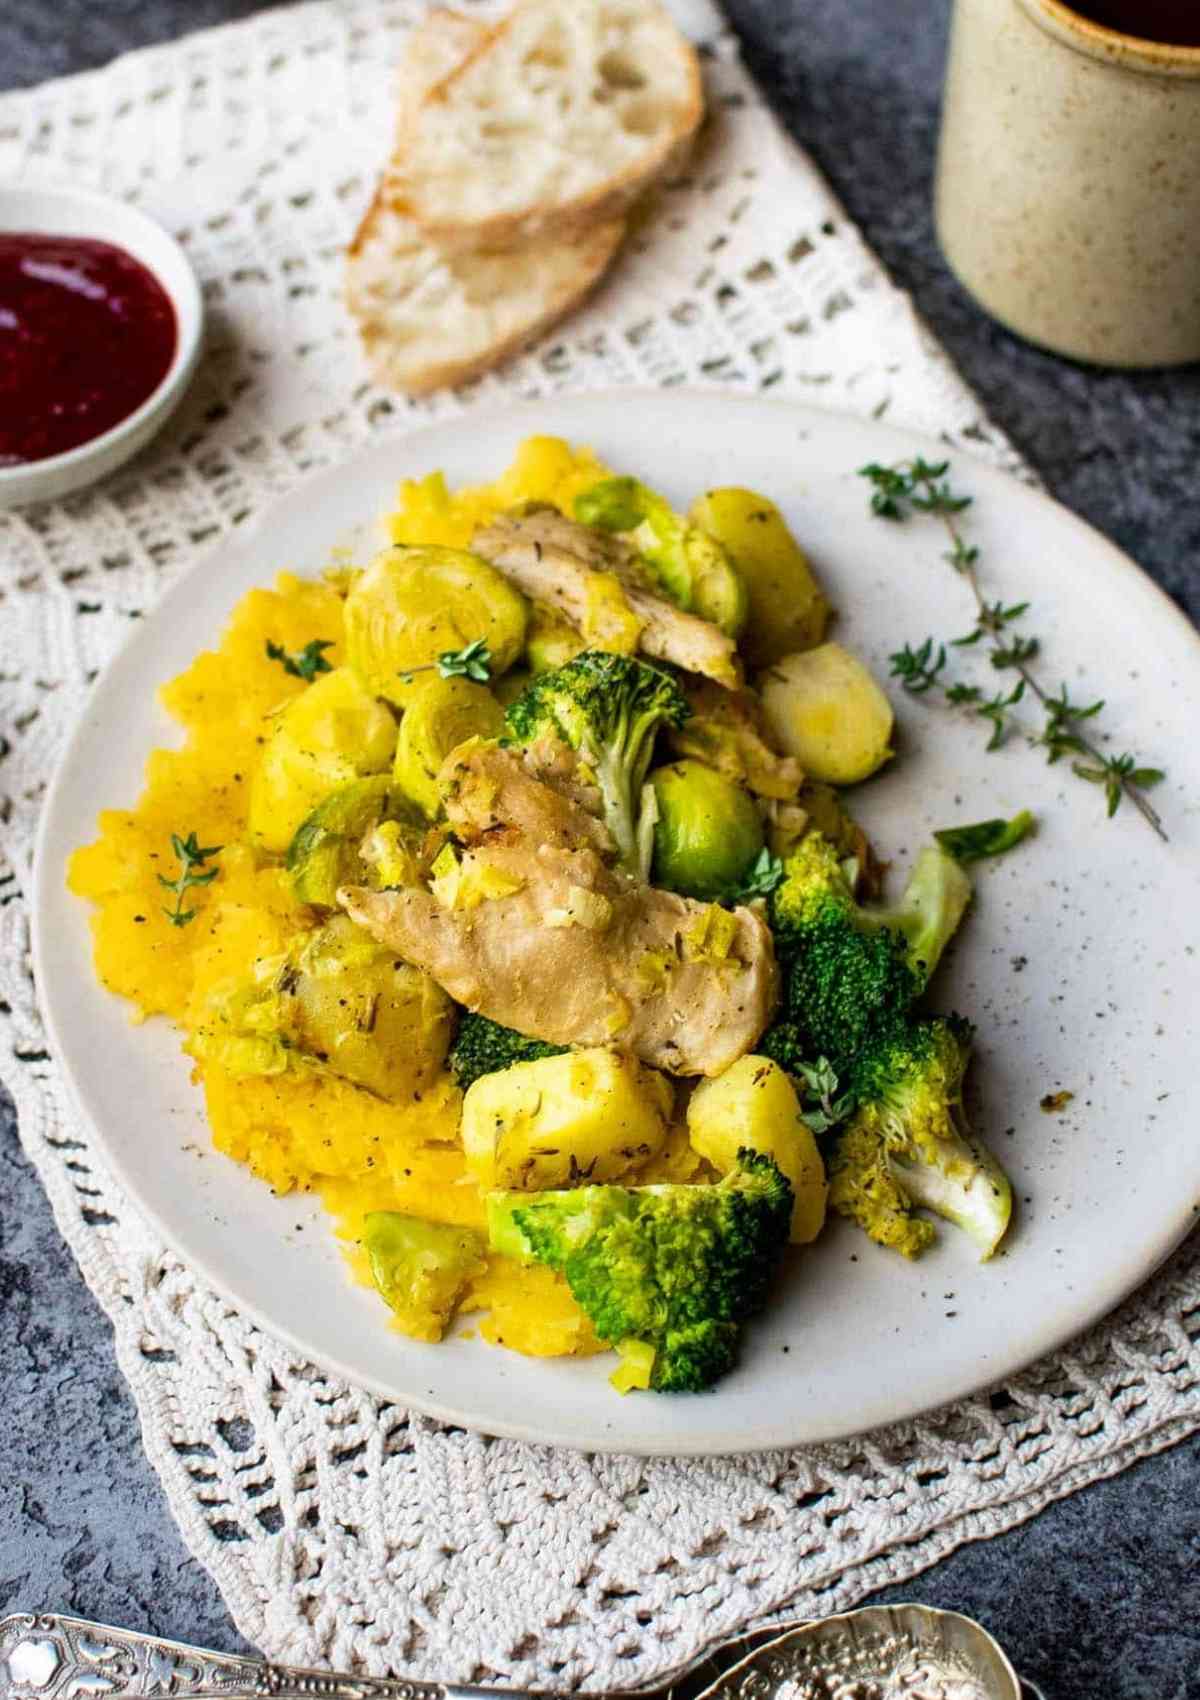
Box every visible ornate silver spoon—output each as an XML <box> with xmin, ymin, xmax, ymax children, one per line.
<box><xmin>0</xmin><ymin>1608</ymin><xmax>1047</xmax><ymax>1700</ymax></box>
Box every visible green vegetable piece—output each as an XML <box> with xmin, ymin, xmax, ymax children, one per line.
<box><xmin>489</xmin><ymin>1150</ymin><xmax>793</xmax><ymax>1394</ymax></box>
<box><xmin>526</xmin><ymin>601</ymin><xmax>586</xmax><ymax>675</ymax></box>
<box><xmin>504</xmin><ymin>651</ymin><xmax>690</xmax><ymax>879</ymax></box>
<box><xmin>448</xmin><ymin>1011</ymin><xmax>567</xmax><ymax>1092</ymax></box>
<box><xmin>344</xmin><ymin>545</ymin><xmax>527</xmax><ymax>707</ymax></box>
<box><xmin>688</xmin><ymin>487</ymin><xmax>831</xmax><ymax>667</ymax></box>
<box><xmin>574</xmin><ymin>477</ymin><xmax>748</xmax><ymax>636</ymax></box>
<box><xmin>287</xmin><ymin>776</ymin><xmax>419</xmax><ymax>907</ymax></box>
<box><xmin>761</xmin><ymin>830</ymin><xmax>972</xmax><ymax>1098</ymax></box>
<box><xmin>829</xmin><ymin>1017</ymin><xmax>1013</xmax><ymax>1261</ymax></box>
<box><xmin>393</xmin><ymin>674</ymin><xmax>505</xmax><ymax>818</ymax></box>
<box><xmin>265</xmin><ymin>638</ymin><xmax>334</xmax><ymax>682</ymax></box>
<box><xmin>648</xmin><ymin>759</ymin><xmax>764</xmax><ymax>901</ymax></box>
<box><xmin>363</xmin><ymin>1212</ymin><xmax>486</xmax><ymax>1342</ymax></box>
<box><xmin>935</xmin><ymin>811</ymin><xmax>1036</xmax><ymax>864</ymax></box>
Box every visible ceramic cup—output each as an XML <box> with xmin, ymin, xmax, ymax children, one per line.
<box><xmin>935</xmin><ymin>0</ymin><xmax>1200</xmax><ymax>367</ymax></box>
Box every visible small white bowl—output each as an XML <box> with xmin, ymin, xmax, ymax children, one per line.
<box><xmin>0</xmin><ymin>185</ymin><xmax>204</xmax><ymax>507</ymax></box>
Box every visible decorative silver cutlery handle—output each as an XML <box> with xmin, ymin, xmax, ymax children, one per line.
<box><xmin>0</xmin><ymin>1615</ymin><xmax>517</xmax><ymax>1700</ymax></box>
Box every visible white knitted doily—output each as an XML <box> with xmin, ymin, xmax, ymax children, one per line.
<box><xmin>3</xmin><ymin>0</ymin><xmax>1199</xmax><ymax>1682</ymax></box>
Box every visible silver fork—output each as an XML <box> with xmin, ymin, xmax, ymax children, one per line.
<box><xmin>0</xmin><ymin>1609</ymin><xmax>1047</xmax><ymax>1700</ymax></box>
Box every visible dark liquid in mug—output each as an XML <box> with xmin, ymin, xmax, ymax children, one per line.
<box><xmin>1068</xmin><ymin>1</ymin><xmax>1200</xmax><ymax>46</ymax></box>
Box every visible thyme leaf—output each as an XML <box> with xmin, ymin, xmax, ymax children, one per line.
<box><xmin>159</xmin><ymin>831</ymin><xmax>222</xmax><ymax>928</ymax></box>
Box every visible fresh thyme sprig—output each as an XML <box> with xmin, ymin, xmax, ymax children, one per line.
<box><xmin>731</xmin><ymin>847</ymin><xmax>785</xmax><ymax>902</ymax></box>
<box><xmin>158</xmin><ymin>831</ymin><xmax>222</xmax><ymax>927</ymax></box>
<box><xmin>265</xmin><ymin>638</ymin><xmax>334</xmax><ymax>681</ymax></box>
<box><xmin>860</xmin><ymin>457</ymin><xmax>1167</xmax><ymax>840</ymax></box>
<box><xmin>796</xmin><ymin>1057</ymin><xmax>855</xmax><ymax>1136</ymax></box>
<box><xmin>399</xmin><ymin>638</ymin><xmax>493</xmax><ymax>686</ymax></box>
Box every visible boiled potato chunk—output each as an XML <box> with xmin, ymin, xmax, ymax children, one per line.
<box><xmin>393</xmin><ymin>676</ymin><xmax>505</xmax><ymax>817</ymax></box>
<box><xmin>344</xmin><ymin>545</ymin><xmax>527</xmax><ymax>707</ymax></box>
<box><xmin>687</xmin><ymin>1054</ymin><xmax>827</xmax><ymax>1243</ymax></box>
<box><xmin>362</xmin><ymin>1212</ymin><xmax>486</xmax><ymax>1342</ymax></box>
<box><xmin>461</xmin><ymin>1047</ymin><xmax>673</xmax><ymax>1191</ymax></box>
<box><xmin>248</xmin><ymin>667</ymin><xmax>397</xmax><ymax>854</ymax></box>
<box><xmin>689</xmin><ymin>488</ymin><xmax>831</xmax><ymax>667</ymax></box>
<box><xmin>291</xmin><ymin>916</ymin><xmax>455</xmax><ymax>1100</ymax></box>
<box><xmin>759</xmin><ymin>643</ymin><xmax>894</xmax><ymax>785</ymax></box>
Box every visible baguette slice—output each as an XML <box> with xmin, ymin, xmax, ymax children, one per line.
<box><xmin>402</xmin><ymin>0</ymin><xmax>703</xmax><ymax>253</ymax></box>
<box><xmin>346</xmin><ymin>201</ymin><xmax>623</xmax><ymax>396</ymax></box>
<box><xmin>347</xmin><ymin>7</ymin><xmax>625</xmax><ymax>397</ymax></box>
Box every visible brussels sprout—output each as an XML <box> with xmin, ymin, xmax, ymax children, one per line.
<box><xmin>362</xmin><ymin>1213</ymin><xmax>486</xmax><ymax>1342</ymax></box>
<box><xmin>689</xmin><ymin>487</ymin><xmax>831</xmax><ymax>668</ymax></box>
<box><xmin>759</xmin><ymin>644</ymin><xmax>894</xmax><ymax>785</ymax></box>
<box><xmin>287</xmin><ymin>776</ymin><xmax>422</xmax><ymax>908</ymax></box>
<box><xmin>344</xmin><ymin>545</ymin><xmax>527</xmax><ymax>707</ymax></box>
<box><xmin>574</xmin><ymin>477</ymin><xmax>747</xmax><ymax>636</ymax></box>
<box><xmin>526</xmin><ymin>600</ymin><xmax>585</xmax><ymax>674</ymax></box>
<box><xmin>248</xmin><ymin>667</ymin><xmax>397</xmax><ymax>855</ymax></box>
<box><xmin>648</xmin><ymin>759</ymin><xmax>764</xmax><ymax>900</ymax></box>
<box><xmin>393</xmin><ymin>675</ymin><xmax>505</xmax><ymax>817</ymax></box>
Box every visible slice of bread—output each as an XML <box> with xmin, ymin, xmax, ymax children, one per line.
<box><xmin>391</xmin><ymin>9</ymin><xmax>487</xmax><ymax>144</ymax></box>
<box><xmin>347</xmin><ymin>8</ymin><xmax>625</xmax><ymax>397</ymax></box>
<box><xmin>401</xmin><ymin>0</ymin><xmax>703</xmax><ymax>252</ymax></box>
<box><xmin>346</xmin><ymin>200</ymin><xmax>623</xmax><ymax>396</ymax></box>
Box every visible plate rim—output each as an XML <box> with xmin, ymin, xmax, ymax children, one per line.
<box><xmin>31</xmin><ymin>386</ymin><xmax>1200</xmax><ymax>1456</ymax></box>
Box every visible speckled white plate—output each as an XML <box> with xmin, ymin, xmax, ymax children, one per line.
<box><xmin>32</xmin><ymin>391</ymin><xmax>1200</xmax><ymax>1455</ymax></box>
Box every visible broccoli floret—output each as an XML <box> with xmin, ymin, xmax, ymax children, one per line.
<box><xmin>504</xmin><ymin>650</ymin><xmax>690</xmax><ymax>878</ymax></box>
<box><xmin>487</xmin><ymin>1150</ymin><xmax>793</xmax><ymax>1393</ymax></box>
<box><xmin>765</xmin><ymin>830</ymin><xmax>972</xmax><ymax>1094</ymax></box>
<box><xmin>828</xmin><ymin>1017</ymin><xmax>1013</xmax><ymax>1260</ymax></box>
<box><xmin>448</xmin><ymin>1011</ymin><xmax>567</xmax><ymax>1091</ymax></box>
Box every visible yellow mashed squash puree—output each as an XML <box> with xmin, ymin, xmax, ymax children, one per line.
<box><xmin>68</xmin><ymin>437</ymin><xmax>708</xmax><ymax>1361</ymax></box>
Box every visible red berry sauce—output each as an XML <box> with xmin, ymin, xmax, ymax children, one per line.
<box><xmin>0</xmin><ymin>233</ymin><xmax>178</xmax><ymax>466</ymax></box>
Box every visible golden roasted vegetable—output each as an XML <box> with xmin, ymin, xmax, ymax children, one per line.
<box><xmin>287</xmin><ymin>776</ymin><xmax>422</xmax><ymax>907</ymax></box>
<box><xmin>344</xmin><ymin>545</ymin><xmax>527</xmax><ymax>707</ymax></box>
<box><xmin>648</xmin><ymin>759</ymin><xmax>764</xmax><ymax>900</ymax></box>
<box><xmin>526</xmin><ymin>600</ymin><xmax>585</xmax><ymax>674</ymax></box>
<box><xmin>393</xmin><ymin>677</ymin><xmax>505</xmax><ymax>817</ymax></box>
<box><xmin>460</xmin><ymin>1047</ymin><xmax>673</xmax><ymax>1191</ymax></box>
<box><xmin>248</xmin><ymin>667</ymin><xmax>397</xmax><ymax>855</ymax></box>
<box><xmin>759</xmin><ymin>643</ymin><xmax>894</xmax><ymax>785</ymax></box>
<box><xmin>686</xmin><ymin>1054</ymin><xmax>827</xmax><ymax>1243</ymax></box>
<box><xmin>689</xmin><ymin>487</ymin><xmax>831</xmax><ymax>667</ymax></box>
<box><xmin>190</xmin><ymin>914</ymin><xmax>454</xmax><ymax>1102</ymax></box>
<box><xmin>362</xmin><ymin>1212</ymin><xmax>486</xmax><ymax>1342</ymax></box>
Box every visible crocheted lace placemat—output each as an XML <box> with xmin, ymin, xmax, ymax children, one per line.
<box><xmin>3</xmin><ymin>0</ymin><xmax>1199</xmax><ymax>1681</ymax></box>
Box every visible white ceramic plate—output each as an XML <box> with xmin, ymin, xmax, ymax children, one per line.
<box><xmin>33</xmin><ymin>391</ymin><xmax>1200</xmax><ymax>1456</ymax></box>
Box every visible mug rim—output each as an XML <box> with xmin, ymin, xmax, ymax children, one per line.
<box><xmin>1018</xmin><ymin>0</ymin><xmax>1200</xmax><ymax>75</ymax></box>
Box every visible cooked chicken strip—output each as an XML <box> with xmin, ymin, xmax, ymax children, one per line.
<box><xmin>440</xmin><ymin>738</ymin><xmax>613</xmax><ymax>856</ymax></box>
<box><xmin>472</xmin><ymin>509</ymin><xmax>742</xmax><ymax>690</ymax></box>
<box><xmin>340</xmin><ymin>742</ymin><xmax>776</xmax><ymax>1076</ymax></box>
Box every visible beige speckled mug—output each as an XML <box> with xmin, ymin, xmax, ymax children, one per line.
<box><xmin>936</xmin><ymin>0</ymin><xmax>1200</xmax><ymax>366</ymax></box>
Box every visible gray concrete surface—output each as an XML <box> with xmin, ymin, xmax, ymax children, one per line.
<box><xmin>2</xmin><ymin>3</ymin><xmax>1198</xmax><ymax>1696</ymax></box>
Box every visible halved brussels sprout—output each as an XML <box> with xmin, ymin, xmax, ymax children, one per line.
<box><xmin>393</xmin><ymin>676</ymin><xmax>505</xmax><ymax>818</ymax></box>
<box><xmin>362</xmin><ymin>1213</ymin><xmax>486</xmax><ymax>1342</ymax></box>
<box><xmin>574</xmin><ymin>477</ymin><xmax>748</xmax><ymax>636</ymax></box>
<box><xmin>688</xmin><ymin>487</ymin><xmax>831</xmax><ymax>668</ymax></box>
<box><xmin>344</xmin><ymin>545</ymin><xmax>527</xmax><ymax>707</ymax></box>
<box><xmin>648</xmin><ymin>759</ymin><xmax>764</xmax><ymax>901</ymax></box>
<box><xmin>759</xmin><ymin>643</ymin><xmax>894</xmax><ymax>785</ymax></box>
<box><xmin>248</xmin><ymin>667</ymin><xmax>397</xmax><ymax>855</ymax></box>
<box><xmin>287</xmin><ymin>776</ymin><xmax>422</xmax><ymax>907</ymax></box>
<box><xmin>526</xmin><ymin>600</ymin><xmax>585</xmax><ymax>675</ymax></box>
